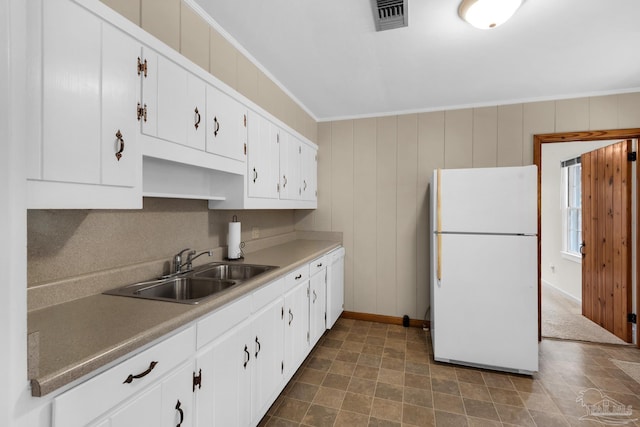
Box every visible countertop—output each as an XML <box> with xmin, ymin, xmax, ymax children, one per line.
<box><xmin>28</xmin><ymin>239</ymin><xmax>341</xmax><ymax>397</ymax></box>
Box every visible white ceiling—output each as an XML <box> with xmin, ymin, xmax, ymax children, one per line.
<box><xmin>193</xmin><ymin>0</ymin><xmax>640</xmax><ymax>121</ymax></box>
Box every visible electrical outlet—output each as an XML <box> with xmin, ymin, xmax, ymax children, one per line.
<box><xmin>252</xmin><ymin>227</ymin><xmax>260</xmax><ymax>239</ymax></box>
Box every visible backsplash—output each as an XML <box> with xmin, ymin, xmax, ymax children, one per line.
<box><xmin>27</xmin><ymin>198</ymin><xmax>295</xmax><ymax>288</ymax></box>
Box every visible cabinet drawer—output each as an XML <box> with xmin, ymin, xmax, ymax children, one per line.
<box><xmin>197</xmin><ymin>294</ymin><xmax>251</xmax><ymax>349</ymax></box>
<box><xmin>309</xmin><ymin>255</ymin><xmax>328</xmax><ymax>277</ymax></box>
<box><xmin>53</xmin><ymin>326</ymin><xmax>196</xmax><ymax>427</ymax></box>
<box><xmin>284</xmin><ymin>265</ymin><xmax>309</xmax><ymax>289</ymax></box>
<box><xmin>252</xmin><ymin>278</ymin><xmax>284</xmax><ymax>313</ymax></box>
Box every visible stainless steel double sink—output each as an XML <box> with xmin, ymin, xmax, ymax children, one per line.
<box><xmin>104</xmin><ymin>263</ymin><xmax>278</xmax><ymax>304</ymax></box>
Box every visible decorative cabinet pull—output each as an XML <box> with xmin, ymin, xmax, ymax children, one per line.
<box><xmin>175</xmin><ymin>400</ymin><xmax>184</xmax><ymax>427</ymax></box>
<box><xmin>303</xmin><ymin>180</ymin><xmax>307</xmax><ymax>190</ymax></box>
<box><xmin>283</xmin><ymin>175</ymin><xmax>287</xmax><ymax>188</ymax></box>
<box><xmin>288</xmin><ymin>308</ymin><xmax>294</xmax><ymax>326</ymax></box>
<box><xmin>115</xmin><ymin>130</ymin><xmax>125</xmax><ymax>161</ymax></box>
<box><xmin>123</xmin><ymin>361</ymin><xmax>158</xmax><ymax>384</ymax></box>
<box><xmin>243</xmin><ymin>345</ymin><xmax>250</xmax><ymax>369</ymax></box>
<box><xmin>255</xmin><ymin>336</ymin><xmax>261</xmax><ymax>358</ymax></box>
<box><xmin>194</xmin><ymin>107</ymin><xmax>201</xmax><ymax>130</ymax></box>
<box><xmin>579</xmin><ymin>241</ymin><xmax>586</xmax><ymax>257</ymax></box>
<box><xmin>253</xmin><ymin>168</ymin><xmax>258</xmax><ymax>183</ymax></box>
<box><xmin>316</xmin><ymin>263</ymin><xmax>323</xmax><ymax>267</ymax></box>
<box><xmin>213</xmin><ymin>116</ymin><xmax>220</xmax><ymax>137</ymax></box>
<box><xmin>313</xmin><ymin>290</ymin><xmax>317</xmax><ymax>303</ymax></box>
<box><xmin>294</xmin><ymin>274</ymin><xmax>302</xmax><ymax>280</ymax></box>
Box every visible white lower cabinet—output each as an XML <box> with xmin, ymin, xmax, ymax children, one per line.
<box><xmin>195</xmin><ymin>320</ymin><xmax>252</xmax><ymax>427</ymax></box>
<box><xmin>51</xmin><ymin>248</ymin><xmax>343</xmax><ymax>427</ymax></box>
<box><xmin>195</xmin><ymin>280</ymin><xmax>285</xmax><ymax>427</ymax></box>
<box><xmin>309</xmin><ymin>259</ymin><xmax>327</xmax><ymax>348</ymax></box>
<box><xmin>283</xmin><ymin>268</ymin><xmax>310</xmax><ymax>382</ymax></box>
<box><xmin>250</xmin><ymin>297</ymin><xmax>285</xmax><ymax>423</ymax></box>
<box><xmin>108</xmin><ymin>384</ymin><xmax>162</xmax><ymax>427</ymax></box>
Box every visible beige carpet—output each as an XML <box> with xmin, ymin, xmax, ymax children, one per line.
<box><xmin>611</xmin><ymin>359</ymin><xmax>640</xmax><ymax>384</ymax></box>
<box><xmin>542</xmin><ymin>284</ymin><xmax>627</xmax><ymax>345</ymax></box>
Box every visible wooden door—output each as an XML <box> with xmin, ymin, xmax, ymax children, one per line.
<box><xmin>581</xmin><ymin>140</ymin><xmax>632</xmax><ymax>342</ymax></box>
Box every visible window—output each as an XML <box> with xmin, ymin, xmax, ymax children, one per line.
<box><xmin>561</xmin><ymin>158</ymin><xmax>582</xmax><ymax>261</ymax></box>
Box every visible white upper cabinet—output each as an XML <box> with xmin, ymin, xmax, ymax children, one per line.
<box><xmin>206</xmin><ymin>86</ymin><xmax>247</xmax><ymax>162</ymax></box>
<box><xmin>28</xmin><ymin>0</ymin><xmax>316</xmax><ymax>209</ymax></box>
<box><xmin>186</xmin><ymin>75</ymin><xmax>206</xmax><ymax>151</ymax></box>
<box><xmin>28</xmin><ymin>0</ymin><xmax>142</xmax><ymax>209</ymax></box>
<box><xmin>301</xmin><ymin>143</ymin><xmax>317</xmax><ymax>202</ymax></box>
<box><xmin>279</xmin><ymin>132</ymin><xmax>302</xmax><ymax>201</ymax></box>
<box><xmin>102</xmin><ymin>23</ymin><xmax>141</xmax><ymax>188</ymax></box>
<box><xmin>156</xmin><ymin>56</ymin><xmax>189</xmax><ymax>146</ymax></box>
<box><xmin>246</xmin><ymin>111</ymin><xmax>279</xmax><ymax>200</ymax></box>
<box><xmin>41</xmin><ymin>0</ymin><xmax>101</xmax><ymax>186</ymax></box>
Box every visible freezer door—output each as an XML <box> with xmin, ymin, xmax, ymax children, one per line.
<box><xmin>432</xmin><ymin>233</ymin><xmax>538</xmax><ymax>373</ymax></box>
<box><xmin>436</xmin><ymin>166</ymin><xmax>537</xmax><ymax>235</ymax></box>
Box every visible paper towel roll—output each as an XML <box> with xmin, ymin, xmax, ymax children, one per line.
<box><xmin>228</xmin><ymin>221</ymin><xmax>242</xmax><ymax>259</ymax></box>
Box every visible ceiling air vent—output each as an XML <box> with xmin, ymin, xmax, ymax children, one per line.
<box><xmin>372</xmin><ymin>0</ymin><xmax>408</xmax><ymax>31</ymax></box>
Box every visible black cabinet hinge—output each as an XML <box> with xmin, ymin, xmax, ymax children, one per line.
<box><xmin>628</xmin><ymin>152</ymin><xmax>636</xmax><ymax>162</ymax></box>
<box><xmin>628</xmin><ymin>313</ymin><xmax>637</xmax><ymax>324</ymax></box>
<box><xmin>193</xmin><ymin>369</ymin><xmax>202</xmax><ymax>392</ymax></box>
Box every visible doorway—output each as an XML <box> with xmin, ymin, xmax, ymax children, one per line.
<box><xmin>534</xmin><ymin>129</ymin><xmax>640</xmax><ymax>347</ymax></box>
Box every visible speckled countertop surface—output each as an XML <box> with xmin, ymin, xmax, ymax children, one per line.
<box><xmin>28</xmin><ymin>239</ymin><xmax>341</xmax><ymax>397</ymax></box>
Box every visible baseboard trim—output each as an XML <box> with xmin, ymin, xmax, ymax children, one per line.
<box><xmin>341</xmin><ymin>311</ymin><xmax>429</xmax><ymax>329</ymax></box>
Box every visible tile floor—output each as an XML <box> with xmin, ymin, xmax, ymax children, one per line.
<box><xmin>259</xmin><ymin>318</ymin><xmax>640</xmax><ymax>427</ymax></box>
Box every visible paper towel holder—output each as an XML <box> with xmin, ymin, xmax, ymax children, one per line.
<box><xmin>225</xmin><ymin>215</ymin><xmax>245</xmax><ymax>261</ymax></box>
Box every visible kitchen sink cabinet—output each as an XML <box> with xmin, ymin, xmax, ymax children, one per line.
<box><xmin>195</xmin><ymin>319</ymin><xmax>253</xmax><ymax>427</ymax></box>
<box><xmin>195</xmin><ymin>279</ymin><xmax>285</xmax><ymax>426</ymax></box>
<box><xmin>27</xmin><ymin>0</ymin><xmax>142</xmax><ymax>209</ymax></box>
<box><xmin>46</xmin><ymin>246</ymin><xmax>342</xmax><ymax>427</ymax></box>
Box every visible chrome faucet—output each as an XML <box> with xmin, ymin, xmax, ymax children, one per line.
<box><xmin>172</xmin><ymin>248</ymin><xmax>213</xmax><ymax>275</ymax></box>
<box><xmin>185</xmin><ymin>250</ymin><xmax>213</xmax><ymax>271</ymax></box>
<box><xmin>173</xmin><ymin>248</ymin><xmax>192</xmax><ymax>274</ymax></box>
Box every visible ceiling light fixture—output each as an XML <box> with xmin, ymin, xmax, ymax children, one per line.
<box><xmin>458</xmin><ymin>0</ymin><xmax>523</xmax><ymax>29</ymax></box>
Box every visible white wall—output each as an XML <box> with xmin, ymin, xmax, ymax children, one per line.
<box><xmin>541</xmin><ymin>140</ymin><xmax>618</xmax><ymax>301</ymax></box>
<box><xmin>296</xmin><ymin>93</ymin><xmax>640</xmax><ymax>320</ymax></box>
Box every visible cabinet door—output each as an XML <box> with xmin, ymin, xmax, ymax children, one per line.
<box><xmin>110</xmin><ymin>385</ymin><xmax>162</xmax><ymax>427</ymax></box>
<box><xmin>251</xmin><ymin>297</ymin><xmax>285</xmax><ymax>423</ymax></box>
<box><xmin>247</xmin><ymin>112</ymin><xmax>279</xmax><ymax>199</ymax></box>
<box><xmin>196</xmin><ymin>320</ymin><xmax>252</xmax><ymax>427</ymax></box>
<box><xmin>279</xmin><ymin>132</ymin><xmax>302</xmax><ymax>200</ymax></box>
<box><xmin>309</xmin><ymin>269</ymin><xmax>327</xmax><ymax>347</ymax></box>
<box><xmin>156</xmin><ymin>56</ymin><xmax>188</xmax><ymax>145</ymax></box>
<box><xmin>206</xmin><ymin>86</ymin><xmax>247</xmax><ymax>161</ymax></box>
<box><xmin>186</xmin><ymin>75</ymin><xmax>206</xmax><ymax>151</ymax></box>
<box><xmin>301</xmin><ymin>144</ymin><xmax>317</xmax><ymax>201</ymax></box>
<box><xmin>161</xmin><ymin>361</ymin><xmax>194</xmax><ymax>427</ymax></box>
<box><xmin>42</xmin><ymin>0</ymin><xmax>101</xmax><ymax>184</ymax></box>
<box><xmin>101</xmin><ymin>23</ymin><xmax>140</xmax><ymax>188</ymax></box>
<box><xmin>283</xmin><ymin>281</ymin><xmax>309</xmax><ymax>380</ymax></box>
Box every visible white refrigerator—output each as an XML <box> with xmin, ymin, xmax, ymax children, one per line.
<box><xmin>430</xmin><ymin>165</ymin><xmax>538</xmax><ymax>374</ymax></box>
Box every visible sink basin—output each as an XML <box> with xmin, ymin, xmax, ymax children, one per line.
<box><xmin>104</xmin><ymin>262</ymin><xmax>278</xmax><ymax>304</ymax></box>
<box><xmin>193</xmin><ymin>263</ymin><xmax>277</xmax><ymax>281</ymax></box>
<box><xmin>105</xmin><ymin>277</ymin><xmax>239</xmax><ymax>304</ymax></box>
<box><xmin>135</xmin><ymin>277</ymin><xmax>238</xmax><ymax>301</ymax></box>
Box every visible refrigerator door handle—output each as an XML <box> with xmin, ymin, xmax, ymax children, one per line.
<box><xmin>437</xmin><ymin>168</ymin><xmax>442</xmax><ymax>281</ymax></box>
